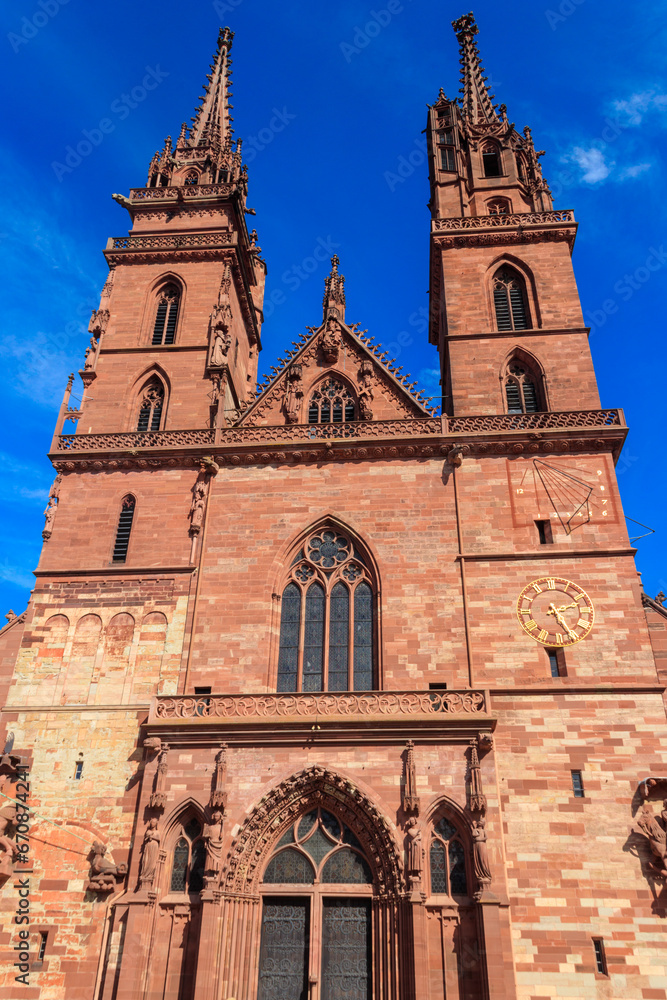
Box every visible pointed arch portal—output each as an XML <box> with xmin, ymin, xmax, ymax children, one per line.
<box><xmin>218</xmin><ymin>765</ymin><xmax>404</xmax><ymax>1000</ymax></box>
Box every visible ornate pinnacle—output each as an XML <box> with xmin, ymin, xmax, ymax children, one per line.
<box><xmin>451</xmin><ymin>11</ymin><xmax>498</xmax><ymax>124</ymax></box>
<box><xmin>323</xmin><ymin>255</ymin><xmax>346</xmax><ymax>322</ymax></box>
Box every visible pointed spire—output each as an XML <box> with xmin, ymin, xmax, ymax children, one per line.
<box><xmin>190</xmin><ymin>26</ymin><xmax>235</xmax><ymax>148</ymax></box>
<box><xmin>322</xmin><ymin>255</ymin><xmax>346</xmax><ymax>323</ymax></box>
<box><xmin>452</xmin><ymin>12</ymin><xmax>498</xmax><ymax>123</ymax></box>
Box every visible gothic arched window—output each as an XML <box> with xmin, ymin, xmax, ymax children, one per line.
<box><xmin>503</xmin><ymin>360</ymin><xmax>542</xmax><ymax>414</ymax></box>
<box><xmin>137</xmin><ymin>377</ymin><xmax>165</xmax><ymax>432</ymax></box>
<box><xmin>152</xmin><ymin>285</ymin><xmax>180</xmax><ymax>346</ymax></box>
<box><xmin>308</xmin><ymin>378</ymin><xmax>357</xmax><ymax>424</ymax></box>
<box><xmin>481</xmin><ymin>142</ymin><xmax>502</xmax><ymax>177</ymax></box>
<box><xmin>169</xmin><ymin>817</ymin><xmax>206</xmax><ymax>894</ymax></box>
<box><xmin>277</xmin><ymin>529</ymin><xmax>376</xmax><ymax>693</ymax></box>
<box><xmin>488</xmin><ymin>198</ymin><xmax>511</xmax><ymax>215</ymax></box>
<box><xmin>493</xmin><ymin>266</ymin><xmax>530</xmax><ymax>331</ymax></box>
<box><xmin>429</xmin><ymin>816</ymin><xmax>468</xmax><ymax>896</ymax></box>
<box><xmin>184</xmin><ymin>171</ymin><xmax>199</xmax><ymax>186</ymax></box>
<box><xmin>258</xmin><ymin>807</ymin><xmax>373</xmax><ymax>1000</ymax></box>
<box><xmin>112</xmin><ymin>495</ymin><xmax>136</xmax><ymax>563</ymax></box>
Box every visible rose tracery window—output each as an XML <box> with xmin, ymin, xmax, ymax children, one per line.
<box><xmin>258</xmin><ymin>808</ymin><xmax>373</xmax><ymax>1000</ymax></box>
<box><xmin>493</xmin><ymin>266</ymin><xmax>530</xmax><ymax>331</ymax></box>
<box><xmin>429</xmin><ymin>816</ymin><xmax>468</xmax><ymax>896</ymax></box>
<box><xmin>137</xmin><ymin>377</ymin><xmax>165</xmax><ymax>432</ymax></box>
<box><xmin>169</xmin><ymin>817</ymin><xmax>206</xmax><ymax>894</ymax></box>
<box><xmin>504</xmin><ymin>361</ymin><xmax>541</xmax><ymax>414</ymax></box>
<box><xmin>277</xmin><ymin>530</ymin><xmax>376</xmax><ymax>693</ymax></box>
<box><xmin>152</xmin><ymin>285</ymin><xmax>180</xmax><ymax>346</ymax></box>
<box><xmin>308</xmin><ymin>378</ymin><xmax>357</xmax><ymax>424</ymax></box>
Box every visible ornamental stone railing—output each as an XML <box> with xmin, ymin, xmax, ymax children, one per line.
<box><xmin>150</xmin><ymin>689</ymin><xmax>489</xmax><ymax>723</ymax></box>
<box><xmin>54</xmin><ymin>411</ymin><xmax>624</xmax><ymax>454</ymax></box>
<box><xmin>107</xmin><ymin>231</ymin><xmax>234</xmax><ymax>251</ymax></box>
<box><xmin>445</xmin><ymin>409</ymin><xmax>623</xmax><ymax>433</ymax></box>
<box><xmin>432</xmin><ymin>210</ymin><xmax>575</xmax><ymax>231</ymax></box>
<box><xmin>56</xmin><ymin>429</ymin><xmax>216</xmax><ymax>451</ymax></box>
<box><xmin>129</xmin><ymin>183</ymin><xmax>236</xmax><ymax>201</ymax></box>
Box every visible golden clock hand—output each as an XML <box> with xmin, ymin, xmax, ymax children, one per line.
<box><xmin>555</xmin><ymin>602</ymin><xmax>578</xmax><ymax>613</ymax></box>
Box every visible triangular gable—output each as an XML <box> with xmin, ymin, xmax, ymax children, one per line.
<box><xmin>238</xmin><ymin>317</ymin><xmax>438</xmax><ymax>427</ymax></box>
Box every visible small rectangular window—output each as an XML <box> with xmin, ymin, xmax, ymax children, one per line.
<box><xmin>437</xmin><ymin>129</ymin><xmax>454</xmax><ymax>145</ymax></box>
<box><xmin>38</xmin><ymin>932</ymin><xmax>48</xmax><ymax>961</ymax></box>
<box><xmin>571</xmin><ymin>770</ymin><xmax>585</xmax><ymax>797</ymax></box>
<box><xmin>429</xmin><ymin>683</ymin><xmax>448</xmax><ymax>690</ymax></box>
<box><xmin>440</xmin><ymin>147</ymin><xmax>456</xmax><ymax>172</ymax></box>
<box><xmin>593</xmin><ymin>938</ymin><xmax>607</xmax><ymax>975</ymax></box>
<box><xmin>547</xmin><ymin>649</ymin><xmax>566</xmax><ymax>678</ymax></box>
<box><xmin>536</xmin><ymin>519</ymin><xmax>553</xmax><ymax>545</ymax></box>
<box><xmin>74</xmin><ymin>761</ymin><xmax>83</xmax><ymax>780</ymax></box>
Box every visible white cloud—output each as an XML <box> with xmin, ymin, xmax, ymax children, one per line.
<box><xmin>612</xmin><ymin>90</ymin><xmax>667</xmax><ymax>127</ymax></box>
<box><xmin>566</xmin><ymin>147</ymin><xmax>612</xmax><ymax>184</ymax></box>
<box><xmin>619</xmin><ymin>162</ymin><xmax>652</xmax><ymax>180</ymax></box>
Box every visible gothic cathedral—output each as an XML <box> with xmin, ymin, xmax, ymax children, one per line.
<box><xmin>1</xmin><ymin>13</ymin><xmax>666</xmax><ymax>1000</ymax></box>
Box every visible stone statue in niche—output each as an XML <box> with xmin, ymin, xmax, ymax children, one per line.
<box><xmin>210</xmin><ymin>328</ymin><xmax>232</xmax><ymax>368</ymax></box>
<box><xmin>139</xmin><ymin>818</ymin><xmax>161</xmax><ymax>889</ymax></box>
<box><xmin>283</xmin><ymin>364</ymin><xmax>304</xmax><ymax>424</ymax></box>
<box><xmin>87</xmin><ymin>841</ymin><xmax>128</xmax><ymax>893</ymax></box>
<box><xmin>203</xmin><ymin>809</ymin><xmax>225</xmax><ymax>887</ymax></box>
<box><xmin>357</xmin><ymin>359</ymin><xmax>375</xmax><ymax>421</ymax></box>
<box><xmin>209</xmin><ymin>265</ymin><xmax>233</xmax><ymax>368</ymax></box>
<box><xmin>42</xmin><ymin>473</ymin><xmax>62</xmax><ymax>542</ymax></box>
<box><xmin>320</xmin><ymin>316</ymin><xmax>341</xmax><ymax>363</ymax></box>
<box><xmin>471</xmin><ymin>816</ymin><xmax>492</xmax><ymax>890</ymax></box>
<box><xmin>189</xmin><ymin>475</ymin><xmax>209</xmax><ymax>535</ymax></box>
<box><xmin>405</xmin><ymin>817</ymin><xmax>422</xmax><ymax>887</ymax></box>
<box><xmin>88</xmin><ymin>308</ymin><xmax>109</xmax><ymax>339</ymax></box>
<box><xmin>83</xmin><ymin>338</ymin><xmax>97</xmax><ymax>370</ymax></box>
<box><xmin>637</xmin><ymin>800</ymin><xmax>667</xmax><ymax>877</ymax></box>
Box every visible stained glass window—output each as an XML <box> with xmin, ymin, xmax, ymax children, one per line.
<box><xmin>308</xmin><ymin>378</ymin><xmax>357</xmax><ymax>424</ymax></box>
<box><xmin>276</xmin><ymin>529</ymin><xmax>376</xmax><ymax>692</ymax></box>
<box><xmin>169</xmin><ymin>819</ymin><xmax>206</xmax><ymax>894</ymax></box>
<box><xmin>303</xmin><ymin>584</ymin><xmax>325</xmax><ymax>692</ymax></box>
<box><xmin>321</xmin><ymin>850</ymin><xmax>372</xmax><ymax>885</ymax></box>
<box><xmin>170</xmin><ymin>837</ymin><xmax>189</xmax><ymax>892</ymax></box>
<box><xmin>263</xmin><ymin>850</ymin><xmax>315</xmax><ymax>885</ymax></box>
<box><xmin>277</xmin><ymin>584</ymin><xmax>301</xmax><ymax>693</ymax></box>
<box><xmin>263</xmin><ymin>809</ymin><xmax>373</xmax><ymax>888</ymax></box>
<box><xmin>430</xmin><ymin>816</ymin><xmax>468</xmax><ymax>897</ymax></box>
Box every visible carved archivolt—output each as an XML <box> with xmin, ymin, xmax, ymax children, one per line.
<box><xmin>223</xmin><ymin>765</ymin><xmax>403</xmax><ymax>895</ymax></box>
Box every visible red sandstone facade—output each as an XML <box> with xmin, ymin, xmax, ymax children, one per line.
<box><xmin>1</xmin><ymin>13</ymin><xmax>667</xmax><ymax>1000</ymax></box>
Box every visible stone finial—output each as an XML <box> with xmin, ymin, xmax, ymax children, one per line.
<box><xmin>322</xmin><ymin>255</ymin><xmax>346</xmax><ymax>323</ymax></box>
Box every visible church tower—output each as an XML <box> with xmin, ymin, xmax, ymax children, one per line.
<box><xmin>0</xmin><ymin>14</ymin><xmax>666</xmax><ymax>1000</ymax></box>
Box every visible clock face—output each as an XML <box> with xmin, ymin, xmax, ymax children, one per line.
<box><xmin>517</xmin><ymin>577</ymin><xmax>594</xmax><ymax>647</ymax></box>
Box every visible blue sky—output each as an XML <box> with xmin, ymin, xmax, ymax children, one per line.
<box><xmin>0</xmin><ymin>0</ymin><xmax>665</xmax><ymax>615</ymax></box>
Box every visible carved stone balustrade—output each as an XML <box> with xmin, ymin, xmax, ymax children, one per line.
<box><xmin>52</xmin><ymin>410</ymin><xmax>627</xmax><ymax>472</ymax></box>
<box><xmin>146</xmin><ymin>690</ymin><xmax>494</xmax><ymax>745</ymax></box>
<box><xmin>432</xmin><ymin>209</ymin><xmax>578</xmax><ymax>250</ymax></box>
